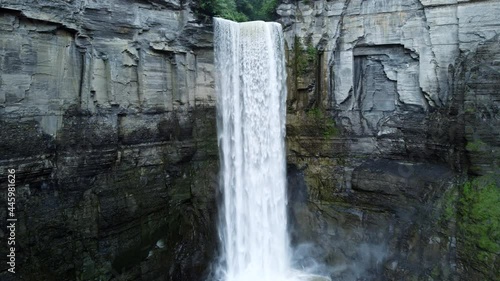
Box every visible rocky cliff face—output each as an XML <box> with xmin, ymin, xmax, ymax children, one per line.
<box><xmin>0</xmin><ymin>1</ymin><xmax>218</xmax><ymax>280</ymax></box>
<box><xmin>279</xmin><ymin>0</ymin><xmax>499</xmax><ymax>280</ymax></box>
<box><xmin>1</xmin><ymin>0</ymin><xmax>498</xmax><ymax>281</ymax></box>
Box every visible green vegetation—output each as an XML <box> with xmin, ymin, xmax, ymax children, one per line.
<box><xmin>458</xmin><ymin>176</ymin><xmax>500</xmax><ymax>264</ymax></box>
<box><xmin>439</xmin><ymin>175</ymin><xmax>500</xmax><ymax>279</ymax></box>
<box><xmin>466</xmin><ymin>139</ymin><xmax>488</xmax><ymax>152</ymax></box>
<box><xmin>306</xmin><ymin>107</ymin><xmax>338</xmax><ymax>138</ymax></box>
<box><xmin>293</xmin><ymin>36</ymin><xmax>318</xmax><ymax>75</ymax></box>
<box><xmin>442</xmin><ymin>186</ymin><xmax>458</xmax><ymax>221</ymax></box>
<box><xmin>196</xmin><ymin>0</ymin><xmax>278</xmax><ymax>22</ymax></box>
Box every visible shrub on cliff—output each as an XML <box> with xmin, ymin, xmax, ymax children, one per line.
<box><xmin>195</xmin><ymin>0</ymin><xmax>278</xmax><ymax>22</ymax></box>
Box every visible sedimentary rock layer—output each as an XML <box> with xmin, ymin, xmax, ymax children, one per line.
<box><xmin>279</xmin><ymin>0</ymin><xmax>499</xmax><ymax>280</ymax></box>
<box><xmin>0</xmin><ymin>1</ymin><xmax>217</xmax><ymax>280</ymax></box>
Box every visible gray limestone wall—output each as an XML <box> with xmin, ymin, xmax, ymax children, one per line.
<box><xmin>0</xmin><ymin>1</ymin><xmax>218</xmax><ymax>280</ymax></box>
<box><xmin>279</xmin><ymin>0</ymin><xmax>499</xmax><ymax>170</ymax></box>
<box><xmin>0</xmin><ymin>0</ymin><xmax>499</xmax><ymax>280</ymax></box>
<box><xmin>280</xmin><ymin>0</ymin><xmax>499</xmax><ymax>280</ymax></box>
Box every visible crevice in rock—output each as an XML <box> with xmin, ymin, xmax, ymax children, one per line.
<box><xmin>0</xmin><ymin>7</ymin><xmax>79</xmax><ymax>34</ymax></box>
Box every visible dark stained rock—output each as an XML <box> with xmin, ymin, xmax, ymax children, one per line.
<box><xmin>0</xmin><ymin>1</ymin><xmax>218</xmax><ymax>280</ymax></box>
<box><xmin>280</xmin><ymin>1</ymin><xmax>500</xmax><ymax>280</ymax></box>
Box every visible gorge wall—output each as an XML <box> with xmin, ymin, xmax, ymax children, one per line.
<box><xmin>279</xmin><ymin>0</ymin><xmax>499</xmax><ymax>280</ymax></box>
<box><xmin>0</xmin><ymin>1</ymin><xmax>218</xmax><ymax>280</ymax></box>
<box><xmin>0</xmin><ymin>0</ymin><xmax>499</xmax><ymax>280</ymax></box>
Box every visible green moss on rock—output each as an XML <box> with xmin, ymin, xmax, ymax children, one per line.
<box><xmin>293</xmin><ymin>36</ymin><xmax>317</xmax><ymax>76</ymax></box>
<box><xmin>305</xmin><ymin>107</ymin><xmax>339</xmax><ymax>139</ymax></box>
<box><xmin>436</xmin><ymin>175</ymin><xmax>500</xmax><ymax>280</ymax></box>
<box><xmin>459</xmin><ymin>177</ymin><xmax>500</xmax><ymax>259</ymax></box>
<box><xmin>465</xmin><ymin>139</ymin><xmax>488</xmax><ymax>152</ymax></box>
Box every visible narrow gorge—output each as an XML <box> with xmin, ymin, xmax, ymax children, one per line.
<box><xmin>0</xmin><ymin>0</ymin><xmax>499</xmax><ymax>281</ymax></box>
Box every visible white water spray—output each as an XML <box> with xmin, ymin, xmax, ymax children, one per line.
<box><xmin>214</xmin><ymin>18</ymin><xmax>289</xmax><ymax>281</ymax></box>
<box><xmin>214</xmin><ymin>18</ymin><xmax>330</xmax><ymax>281</ymax></box>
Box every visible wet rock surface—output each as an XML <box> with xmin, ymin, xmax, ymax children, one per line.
<box><xmin>0</xmin><ymin>1</ymin><xmax>218</xmax><ymax>280</ymax></box>
<box><xmin>281</xmin><ymin>0</ymin><xmax>499</xmax><ymax>280</ymax></box>
<box><xmin>0</xmin><ymin>0</ymin><xmax>499</xmax><ymax>280</ymax></box>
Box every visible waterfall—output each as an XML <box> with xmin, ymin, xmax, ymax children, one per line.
<box><xmin>214</xmin><ymin>18</ymin><xmax>290</xmax><ymax>281</ymax></box>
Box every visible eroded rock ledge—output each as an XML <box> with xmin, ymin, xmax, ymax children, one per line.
<box><xmin>0</xmin><ymin>1</ymin><xmax>217</xmax><ymax>280</ymax></box>
<box><xmin>0</xmin><ymin>0</ymin><xmax>499</xmax><ymax>280</ymax></box>
<box><xmin>280</xmin><ymin>0</ymin><xmax>499</xmax><ymax>280</ymax></box>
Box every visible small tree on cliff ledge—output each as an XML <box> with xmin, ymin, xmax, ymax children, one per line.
<box><xmin>195</xmin><ymin>0</ymin><xmax>278</xmax><ymax>22</ymax></box>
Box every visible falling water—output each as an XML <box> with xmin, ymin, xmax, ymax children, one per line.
<box><xmin>214</xmin><ymin>17</ymin><xmax>330</xmax><ymax>281</ymax></box>
<box><xmin>214</xmin><ymin>18</ymin><xmax>290</xmax><ymax>281</ymax></box>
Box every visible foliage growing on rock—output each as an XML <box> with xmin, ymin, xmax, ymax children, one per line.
<box><xmin>195</xmin><ymin>0</ymin><xmax>278</xmax><ymax>22</ymax></box>
<box><xmin>459</xmin><ymin>176</ymin><xmax>500</xmax><ymax>263</ymax></box>
<box><xmin>441</xmin><ymin>175</ymin><xmax>500</xmax><ymax>280</ymax></box>
<box><xmin>292</xmin><ymin>36</ymin><xmax>317</xmax><ymax>75</ymax></box>
<box><xmin>305</xmin><ymin>107</ymin><xmax>338</xmax><ymax>138</ymax></box>
<box><xmin>465</xmin><ymin>139</ymin><xmax>488</xmax><ymax>152</ymax></box>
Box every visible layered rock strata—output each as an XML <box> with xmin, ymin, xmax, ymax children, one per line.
<box><xmin>279</xmin><ymin>0</ymin><xmax>499</xmax><ymax>280</ymax></box>
<box><xmin>0</xmin><ymin>1</ymin><xmax>217</xmax><ymax>280</ymax></box>
<box><xmin>0</xmin><ymin>0</ymin><xmax>499</xmax><ymax>280</ymax></box>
